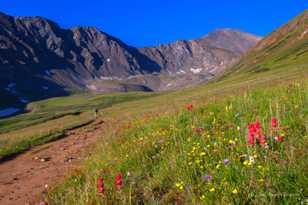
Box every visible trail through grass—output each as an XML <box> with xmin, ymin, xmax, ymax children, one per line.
<box><xmin>47</xmin><ymin>78</ymin><xmax>308</xmax><ymax>204</ymax></box>
<box><xmin>0</xmin><ymin>92</ymin><xmax>158</xmax><ymax>160</ymax></box>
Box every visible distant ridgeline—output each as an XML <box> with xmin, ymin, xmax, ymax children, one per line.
<box><xmin>0</xmin><ymin>11</ymin><xmax>261</xmax><ymax>111</ymax></box>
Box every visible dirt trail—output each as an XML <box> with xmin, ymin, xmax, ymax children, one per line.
<box><xmin>0</xmin><ymin>119</ymin><xmax>108</xmax><ymax>205</ymax></box>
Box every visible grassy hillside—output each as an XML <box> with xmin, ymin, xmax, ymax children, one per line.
<box><xmin>44</xmin><ymin>11</ymin><xmax>308</xmax><ymax>204</ymax></box>
<box><xmin>223</xmin><ymin>10</ymin><xmax>307</xmax><ymax>76</ymax></box>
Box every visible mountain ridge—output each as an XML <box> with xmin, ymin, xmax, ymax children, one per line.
<box><xmin>223</xmin><ymin>9</ymin><xmax>308</xmax><ymax>76</ymax></box>
<box><xmin>0</xmin><ymin>11</ymin><xmax>261</xmax><ymax>109</ymax></box>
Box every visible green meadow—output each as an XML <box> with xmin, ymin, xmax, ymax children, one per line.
<box><xmin>0</xmin><ymin>92</ymin><xmax>157</xmax><ymax>160</ymax></box>
<box><xmin>45</xmin><ymin>60</ymin><xmax>308</xmax><ymax>204</ymax></box>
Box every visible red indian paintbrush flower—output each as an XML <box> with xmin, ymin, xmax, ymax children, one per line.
<box><xmin>271</xmin><ymin>117</ymin><xmax>278</xmax><ymax>128</ymax></box>
<box><xmin>255</xmin><ymin>120</ymin><xmax>261</xmax><ymax>133</ymax></box>
<box><xmin>115</xmin><ymin>174</ymin><xmax>123</xmax><ymax>189</ymax></box>
<box><xmin>193</xmin><ymin>127</ymin><xmax>205</xmax><ymax>134</ymax></box>
<box><xmin>248</xmin><ymin>123</ymin><xmax>256</xmax><ymax>134</ymax></box>
<box><xmin>247</xmin><ymin>123</ymin><xmax>256</xmax><ymax>145</ymax></box>
<box><xmin>248</xmin><ymin>132</ymin><xmax>255</xmax><ymax>145</ymax></box>
<box><xmin>258</xmin><ymin>135</ymin><xmax>266</xmax><ymax>145</ymax></box>
<box><xmin>275</xmin><ymin>135</ymin><xmax>284</xmax><ymax>142</ymax></box>
<box><xmin>186</xmin><ymin>104</ymin><xmax>193</xmax><ymax>111</ymax></box>
<box><xmin>97</xmin><ymin>177</ymin><xmax>104</xmax><ymax>193</ymax></box>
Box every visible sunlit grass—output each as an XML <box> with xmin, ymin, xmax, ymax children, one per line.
<box><xmin>47</xmin><ymin>79</ymin><xmax>307</xmax><ymax>204</ymax></box>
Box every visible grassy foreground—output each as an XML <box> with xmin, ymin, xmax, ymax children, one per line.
<box><xmin>47</xmin><ymin>77</ymin><xmax>307</xmax><ymax>204</ymax></box>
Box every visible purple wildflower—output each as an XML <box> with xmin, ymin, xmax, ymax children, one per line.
<box><xmin>202</xmin><ymin>174</ymin><xmax>213</xmax><ymax>183</ymax></box>
<box><xmin>223</xmin><ymin>158</ymin><xmax>230</xmax><ymax>165</ymax></box>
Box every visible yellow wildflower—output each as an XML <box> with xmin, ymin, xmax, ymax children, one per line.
<box><xmin>228</xmin><ymin>139</ymin><xmax>235</xmax><ymax>145</ymax></box>
<box><xmin>175</xmin><ymin>182</ymin><xmax>184</xmax><ymax>191</ymax></box>
<box><xmin>209</xmin><ymin>187</ymin><xmax>215</xmax><ymax>192</ymax></box>
<box><xmin>243</xmin><ymin>160</ymin><xmax>252</xmax><ymax>166</ymax></box>
<box><xmin>232</xmin><ymin>188</ymin><xmax>239</xmax><ymax>194</ymax></box>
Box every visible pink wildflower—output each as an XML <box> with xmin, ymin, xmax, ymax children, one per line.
<box><xmin>97</xmin><ymin>177</ymin><xmax>104</xmax><ymax>193</ymax></box>
<box><xmin>271</xmin><ymin>117</ymin><xmax>278</xmax><ymax>128</ymax></box>
<box><xmin>115</xmin><ymin>174</ymin><xmax>123</xmax><ymax>190</ymax></box>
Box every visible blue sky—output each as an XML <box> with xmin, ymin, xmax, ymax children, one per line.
<box><xmin>0</xmin><ymin>1</ymin><xmax>307</xmax><ymax>47</ymax></box>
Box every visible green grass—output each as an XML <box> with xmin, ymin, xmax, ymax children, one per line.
<box><xmin>0</xmin><ymin>92</ymin><xmax>158</xmax><ymax>160</ymax></box>
<box><xmin>0</xmin><ymin>116</ymin><xmax>93</xmax><ymax>161</ymax></box>
<box><xmin>47</xmin><ymin>79</ymin><xmax>308</xmax><ymax>205</ymax></box>
<box><xmin>0</xmin><ymin>92</ymin><xmax>157</xmax><ymax>134</ymax></box>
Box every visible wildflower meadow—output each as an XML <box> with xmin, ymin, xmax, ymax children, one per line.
<box><xmin>48</xmin><ymin>81</ymin><xmax>307</xmax><ymax>204</ymax></box>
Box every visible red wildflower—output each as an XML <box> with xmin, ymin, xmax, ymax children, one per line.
<box><xmin>271</xmin><ymin>117</ymin><xmax>278</xmax><ymax>128</ymax></box>
<box><xmin>115</xmin><ymin>174</ymin><xmax>123</xmax><ymax>189</ymax></box>
<box><xmin>186</xmin><ymin>104</ymin><xmax>193</xmax><ymax>111</ymax></box>
<box><xmin>248</xmin><ymin>123</ymin><xmax>256</xmax><ymax>134</ymax></box>
<box><xmin>97</xmin><ymin>177</ymin><xmax>104</xmax><ymax>193</ymax></box>
<box><xmin>248</xmin><ymin>132</ymin><xmax>255</xmax><ymax>145</ymax></box>
<box><xmin>258</xmin><ymin>135</ymin><xmax>266</xmax><ymax>145</ymax></box>
<box><xmin>255</xmin><ymin>120</ymin><xmax>261</xmax><ymax>133</ymax></box>
<box><xmin>193</xmin><ymin>127</ymin><xmax>205</xmax><ymax>134</ymax></box>
<box><xmin>275</xmin><ymin>135</ymin><xmax>284</xmax><ymax>142</ymax></box>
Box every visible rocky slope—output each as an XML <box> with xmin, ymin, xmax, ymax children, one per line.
<box><xmin>0</xmin><ymin>11</ymin><xmax>260</xmax><ymax>108</ymax></box>
<box><xmin>138</xmin><ymin>29</ymin><xmax>260</xmax><ymax>90</ymax></box>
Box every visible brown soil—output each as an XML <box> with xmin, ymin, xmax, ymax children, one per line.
<box><xmin>0</xmin><ymin>119</ymin><xmax>109</xmax><ymax>205</ymax></box>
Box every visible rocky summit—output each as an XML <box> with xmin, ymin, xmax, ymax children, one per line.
<box><xmin>0</xmin><ymin>11</ymin><xmax>260</xmax><ymax>106</ymax></box>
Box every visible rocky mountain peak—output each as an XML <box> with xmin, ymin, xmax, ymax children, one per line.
<box><xmin>0</xmin><ymin>11</ymin><xmax>261</xmax><ymax>105</ymax></box>
<box><xmin>199</xmin><ymin>29</ymin><xmax>262</xmax><ymax>54</ymax></box>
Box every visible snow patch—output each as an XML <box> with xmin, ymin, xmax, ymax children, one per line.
<box><xmin>20</xmin><ymin>98</ymin><xmax>29</xmax><ymax>104</ymax></box>
<box><xmin>100</xmin><ymin>76</ymin><xmax>123</xmax><ymax>81</ymax></box>
<box><xmin>127</xmin><ymin>74</ymin><xmax>143</xmax><ymax>80</ymax></box>
<box><xmin>8</xmin><ymin>83</ymin><xmax>16</xmax><ymax>88</ymax></box>
<box><xmin>100</xmin><ymin>76</ymin><xmax>114</xmax><ymax>80</ymax></box>
<box><xmin>44</xmin><ymin>70</ymin><xmax>52</xmax><ymax>76</ymax></box>
<box><xmin>5</xmin><ymin>83</ymin><xmax>17</xmax><ymax>94</ymax></box>
<box><xmin>190</xmin><ymin>68</ymin><xmax>202</xmax><ymax>74</ymax></box>
<box><xmin>86</xmin><ymin>84</ymin><xmax>97</xmax><ymax>91</ymax></box>
<box><xmin>166</xmin><ymin>83</ymin><xmax>173</xmax><ymax>87</ymax></box>
<box><xmin>0</xmin><ymin>107</ymin><xmax>20</xmax><ymax>117</ymax></box>
<box><xmin>176</xmin><ymin>70</ymin><xmax>186</xmax><ymax>75</ymax></box>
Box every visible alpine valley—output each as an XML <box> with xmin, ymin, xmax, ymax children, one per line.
<box><xmin>0</xmin><ymin>11</ymin><xmax>261</xmax><ymax>109</ymax></box>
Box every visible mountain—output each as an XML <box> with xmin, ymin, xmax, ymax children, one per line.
<box><xmin>224</xmin><ymin>10</ymin><xmax>308</xmax><ymax>76</ymax></box>
<box><xmin>0</xmin><ymin>11</ymin><xmax>260</xmax><ymax>109</ymax></box>
<box><xmin>138</xmin><ymin>29</ymin><xmax>260</xmax><ymax>90</ymax></box>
